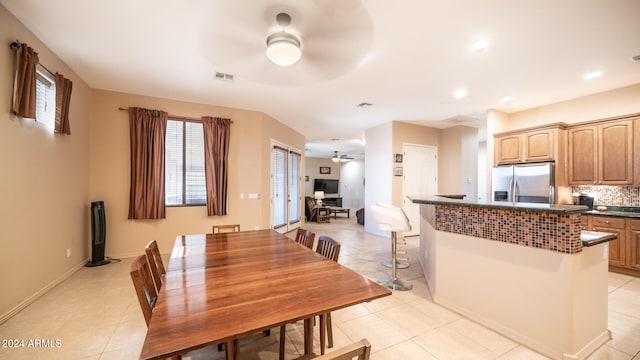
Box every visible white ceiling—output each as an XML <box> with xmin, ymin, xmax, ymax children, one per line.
<box><xmin>3</xmin><ymin>0</ymin><xmax>640</xmax><ymax>159</ymax></box>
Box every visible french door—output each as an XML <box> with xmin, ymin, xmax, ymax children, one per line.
<box><xmin>271</xmin><ymin>141</ymin><xmax>302</xmax><ymax>233</ymax></box>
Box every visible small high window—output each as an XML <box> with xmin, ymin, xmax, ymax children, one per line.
<box><xmin>35</xmin><ymin>68</ymin><xmax>55</xmax><ymax>130</ymax></box>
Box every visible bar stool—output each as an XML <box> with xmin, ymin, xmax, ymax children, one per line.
<box><xmin>376</xmin><ymin>203</ymin><xmax>410</xmax><ymax>270</ymax></box>
<box><xmin>370</xmin><ymin>203</ymin><xmax>413</xmax><ymax>291</ymax></box>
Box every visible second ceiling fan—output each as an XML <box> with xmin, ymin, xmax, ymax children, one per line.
<box><xmin>332</xmin><ymin>151</ymin><xmax>354</xmax><ymax>162</ymax></box>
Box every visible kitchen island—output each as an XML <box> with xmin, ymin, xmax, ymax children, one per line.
<box><xmin>410</xmin><ymin>195</ymin><xmax>613</xmax><ymax>360</ymax></box>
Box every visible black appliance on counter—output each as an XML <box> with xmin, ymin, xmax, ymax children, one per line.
<box><xmin>576</xmin><ymin>193</ymin><xmax>594</xmax><ymax>210</ymax></box>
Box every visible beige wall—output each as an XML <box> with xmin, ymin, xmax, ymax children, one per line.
<box><xmin>0</xmin><ymin>5</ymin><xmax>92</xmax><ymax>321</ymax></box>
<box><xmin>304</xmin><ymin>157</ymin><xmax>341</xmax><ymax>196</ymax></box>
<box><xmin>391</xmin><ymin>121</ymin><xmax>441</xmax><ymax>207</ymax></box>
<box><xmin>90</xmin><ymin>91</ymin><xmax>305</xmax><ymax>259</ymax></box>
<box><xmin>440</xmin><ymin>126</ymin><xmax>478</xmax><ymax>200</ymax></box>
<box><xmin>502</xmin><ymin>83</ymin><xmax>640</xmax><ymax>130</ymax></box>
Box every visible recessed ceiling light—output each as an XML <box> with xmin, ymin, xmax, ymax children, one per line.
<box><xmin>471</xmin><ymin>39</ymin><xmax>489</xmax><ymax>52</ymax></box>
<box><xmin>583</xmin><ymin>71</ymin><xmax>603</xmax><ymax>80</ymax></box>
<box><xmin>501</xmin><ymin>96</ymin><xmax>513</xmax><ymax>103</ymax></box>
<box><xmin>454</xmin><ymin>88</ymin><xmax>468</xmax><ymax>99</ymax></box>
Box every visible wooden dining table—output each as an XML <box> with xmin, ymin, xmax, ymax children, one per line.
<box><xmin>139</xmin><ymin>229</ymin><xmax>392</xmax><ymax>360</ymax></box>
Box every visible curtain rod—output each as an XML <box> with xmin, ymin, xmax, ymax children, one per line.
<box><xmin>118</xmin><ymin>107</ymin><xmax>233</xmax><ymax>123</ymax></box>
<box><xmin>10</xmin><ymin>40</ymin><xmax>56</xmax><ymax>78</ymax></box>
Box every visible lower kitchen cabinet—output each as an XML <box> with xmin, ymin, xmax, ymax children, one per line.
<box><xmin>630</xmin><ymin>219</ymin><xmax>640</xmax><ymax>271</ymax></box>
<box><xmin>583</xmin><ymin>215</ymin><xmax>639</xmax><ymax>276</ymax></box>
<box><xmin>591</xmin><ymin>216</ymin><xmax>626</xmax><ymax>267</ymax></box>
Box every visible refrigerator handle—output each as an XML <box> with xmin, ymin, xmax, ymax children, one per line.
<box><xmin>512</xmin><ymin>179</ymin><xmax>518</xmax><ymax>202</ymax></box>
<box><xmin>549</xmin><ymin>185</ymin><xmax>555</xmax><ymax>204</ymax></box>
<box><xmin>509</xmin><ymin>179</ymin><xmax>514</xmax><ymax>202</ymax></box>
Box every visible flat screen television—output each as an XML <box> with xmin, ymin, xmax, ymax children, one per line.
<box><xmin>314</xmin><ymin>179</ymin><xmax>339</xmax><ymax>194</ymax></box>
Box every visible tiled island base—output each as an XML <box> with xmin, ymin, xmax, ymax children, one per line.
<box><xmin>414</xmin><ymin>198</ymin><xmax>611</xmax><ymax>360</ymax></box>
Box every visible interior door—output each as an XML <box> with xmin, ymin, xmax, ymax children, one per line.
<box><xmin>402</xmin><ymin>144</ymin><xmax>438</xmax><ymax>236</ymax></box>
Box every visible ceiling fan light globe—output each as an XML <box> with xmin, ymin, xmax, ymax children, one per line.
<box><xmin>266</xmin><ymin>33</ymin><xmax>302</xmax><ymax>67</ymax></box>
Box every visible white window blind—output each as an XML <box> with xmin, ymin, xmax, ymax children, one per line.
<box><xmin>273</xmin><ymin>146</ymin><xmax>287</xmax><ymax>228</ymax></box>
<box><xmin>184</xmin><ymin>122</ymin><xmax>206</xmax><ymax>204</ymax></box>
<box><xmin>165</xmin><ymin>120</ymin><xmax>206</xmax><ymax>206</ymax></box>
<box><xmin>35</xmin><ymin>69</ymin><xmax>55</xmax><ymax>130</ymax></box>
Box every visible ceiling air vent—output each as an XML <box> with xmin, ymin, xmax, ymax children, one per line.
<box><xmin>215</xmin><ymin>72</ymin><xmax>235</xmax><ymax>81</ymax></box>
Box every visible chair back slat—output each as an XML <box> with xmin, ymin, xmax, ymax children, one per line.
<box><xmin>145</xmin><ymin>240</ymin><xmax>166</xmax><ymax>292</ymax></box>
<box><xmin>130</xmin><ymin>255</ymin><xmax>158</xmax><ymax>327</ymax></box>
<box><xmin>311</xmin><ymin>338</ymin><xmax>371</xmax><ymax>360</ymax></box>
<box><xmin>213</xmin><ymin>224</ymin><xmax>240</xmax><ymax>234</ymax></box>
<box><xmin>295</xmin><ymin>228</ymin><xmax>316</xmax><ymax>249</ymax></box>
<box><xmin>316</xmin><ymin>236</ymin><xmax>341</xmax><ymax>262</ymax></box>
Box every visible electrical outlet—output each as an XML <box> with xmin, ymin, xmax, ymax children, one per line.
<box><xmin>66</xmin><ymin>248</ymin><xmax>71</xmax><ymax>258</ymax></box>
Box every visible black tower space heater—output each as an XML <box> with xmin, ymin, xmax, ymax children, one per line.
<box><xmin>85</xmin><ymin>201</ymin><xmax>111</xmax><ymax>267</ymax></box>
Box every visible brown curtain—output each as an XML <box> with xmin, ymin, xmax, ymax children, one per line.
<box><xmin>128</xmin><ymin>107</ymin><xmax>168</xmax><ymax>219</ymax></box>
<box><xmin>11</xmin><ymin>42</ymin><xmax>39</xmax><ymax>118</ymax></box>
<box><xmin>54</xmin><ymin>73</ymin><xmax>72</xmax><ymax>135</ymax></box>
<box><xmin>202</xmin><ymin>116</ymin><xmax>231</xmax><ymax>216</ymax></box>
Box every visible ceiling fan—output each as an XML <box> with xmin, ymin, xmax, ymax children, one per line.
<box><xmin>332</xmin><ymin>151</ymin><xmax>354</xmax><ymax>162</ymax></box>
<box><xmin>201</xmin><ymin>1</ymin><xmax>374</xmax><ymax>86</ymax></box>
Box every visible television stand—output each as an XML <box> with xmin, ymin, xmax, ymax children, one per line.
<box><xmin>322</xmin><ymin>197</ymin><xmax>342</xmax><ymax>207</ymax></box>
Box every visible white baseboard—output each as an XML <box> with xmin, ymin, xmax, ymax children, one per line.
<box><xmin>0</xmin><ymin>259</ymin><xmax>88</xmax><ymax>325</ymax></box>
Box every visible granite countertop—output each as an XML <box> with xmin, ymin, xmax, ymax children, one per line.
<box><xmin>581</xmin><ymin>230</ymin><xmax>617</xmax><ymax>247</ymax></box>
<box><xmin>409</xmin><ymin>195</ymin><xmax>588</xmax><ymax>214</ymax></box>
<box><xmin>583</xmin><ymin>206</ymin><xmax>640</xmax><ymax>219</ymax></box>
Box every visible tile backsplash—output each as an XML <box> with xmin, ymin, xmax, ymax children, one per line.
<box><xmin>428</xmin><ymin>204</ymin><xmax>582</xmax><ymax>254</ymax></box>
<box><xmin>572</xmin><ymin>186</ymin><xmax>640</xmax><ymax>207</ymax></box>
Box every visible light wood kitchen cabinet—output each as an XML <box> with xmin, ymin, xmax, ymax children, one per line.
<box><xmin>568</xmin><ymin>126</ymin><xmax>597</xmax><ymax>184</ymax></box>
<box><xmin>495</xmin><ymin>134</ymin><xmax>522</xmax><ymax>164</ymax></box>
<box><xmin>568</xmin><ymin>119</ymin><xmax>634</xmax><ymax>185</ymax></box>
<box><xmin>494</xmin><ymin>127</ymin><xmax>560</xmax><ymax>165</ymax></box>
<box><xmin>523</xmin><ymin>129</ymin><xmax>555</xmax><ymax>162</ymax></box>
<box><xmin>591</xmin><ymin>216</ymin><xmax>626</xmax><ymax>267</ymax></box>
<box><xmin>630</xmin><ymin>219</ymin><xmax>640</xmax><ymax>271</ymax></box>
<box><xmin>582</xmin><ymin>215</ymin><xmax>640</xmax><ymax>276</ymax></box>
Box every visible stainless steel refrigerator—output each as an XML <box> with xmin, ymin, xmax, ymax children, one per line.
<box><xmin>491</xmin><ymin>162</ymin><xmax>555</xmax><ymax>203</ymax></box>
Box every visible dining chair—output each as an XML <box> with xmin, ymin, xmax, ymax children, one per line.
<box><xmin>298</xmin><ymin>338</ymin><xmax>371</xmax><ymax>360</ymax></box>
<box><xmin>145</xmin><ymin>240</ymin><xmax>166</xmax><ymax>293</ymax></box>
<box><xmin>294</xmin><ymin>228</ymin><xmax>316</xmax><ymax>249</ymax></box>
<box><xmin>315</xmin><ymin>236</ymin><xmax>341</xmax><ymax>355</ymax></box>
<box><xmin>130</xmin><ymin>255</ymin><xmax>157</xmax><ymax>327</ymax></box>
<box><xmin>212</xmin><ymin>224</ymin><xmax>240</xmax><ymax>234</ymax></box>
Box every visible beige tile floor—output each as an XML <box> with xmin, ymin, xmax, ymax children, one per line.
<box><xmin>1</xmin><ymin>217</ymin><xmax>639</xmax><ymax>359</ymax></box>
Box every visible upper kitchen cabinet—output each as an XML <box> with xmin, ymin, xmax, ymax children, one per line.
<box><xmin>494</xmin><ymin>125</ymin><xmax>565</xmax><ymax>165</ymax></box>
<box><xmin>568</xmin><ymin>117</ymin><xmax>635</xmax><ymax>185</ymax></box>
<box><xmin>568</xmin><ymin>126</ymin><xmax>597</xmax><ymax>184</ymax></box>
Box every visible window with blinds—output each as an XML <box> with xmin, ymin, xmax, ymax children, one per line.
<box><xmin>165</xmin><ymin>119</ymin><xmax>206</xmax><ymax>206</ymax></box>
<box><xmin>35</xmin><ymin>69</ymin><xmax>55</xmax><ymax>130</ymax></box>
